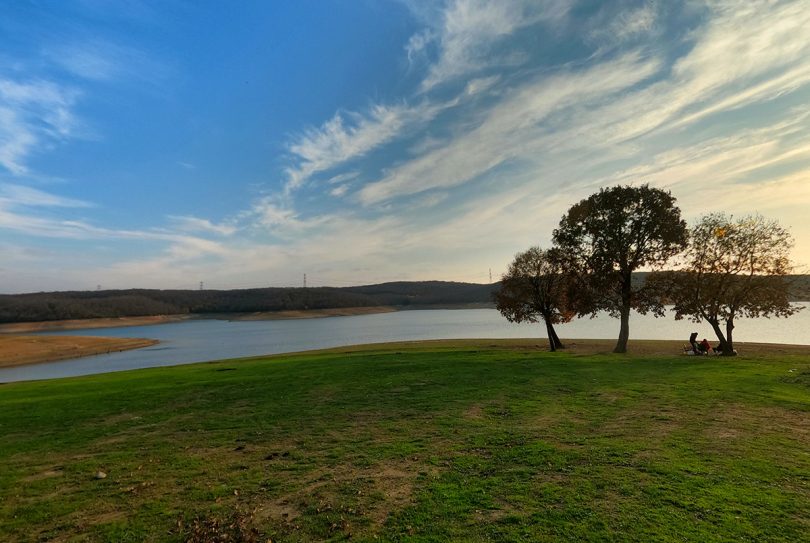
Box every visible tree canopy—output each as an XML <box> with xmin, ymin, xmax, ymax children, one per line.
<box><xmin>553</xmin><ymin>184</ymin><xmax>687</xmax><ymax>353</ymax></box>
<box><xmin>493</xmin><ymin>247</ymin><xmax>574</xmax><ymax>352</ymax></box>
<box><xmin>650</xmin><ymin>213</ymin><xmax>802</xmax><ymax>355</ymax></box>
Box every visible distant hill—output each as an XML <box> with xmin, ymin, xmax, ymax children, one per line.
<box><xmin>632</xmin><ymin>273</ymin><xmax>810</xmax><ymax>302</ymax></box>
<box><xmin>789</xmin><ymin>274</ymin><xmax>810</xmax><ymax>301</ymax></box>
<box><xmin>1</xmin><ymin>275</ymin><xmax>806</xmax><ymax>324</ymax></box>
<box><xmin>0</xmin><ymin>281</ymin><xmax>499</xmax><ymax>324</ymax></box>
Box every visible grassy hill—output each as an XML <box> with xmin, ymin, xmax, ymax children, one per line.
<box><xmin>1</xmin><ymin>341</ymin><xmax>807</xmax><ymax>541</ymax></box>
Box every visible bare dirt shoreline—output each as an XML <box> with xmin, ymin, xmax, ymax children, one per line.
<box><xmin>0</xmin><ymin>315</ymin><xmax>190</xmax><ymax>334</ymax></box>
<box><xmin>0</xmin><ymin>335</ymin><xmax>158</xmax><ymax>369</ymax></box>
<box><xmin>0</xmin><ymin>307</ymin><xmax>399</xmax><ymax>334</ymax></box>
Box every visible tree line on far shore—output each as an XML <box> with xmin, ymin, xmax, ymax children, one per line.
<box><xmin>0</xmin><ymin>282</ymin><xmax>495</xmax><ymax>324</ymax></box>
<box><xmin>494</xmin><ymin>184</ymin><xmax>804</xmax><ymax>356</ymax></box>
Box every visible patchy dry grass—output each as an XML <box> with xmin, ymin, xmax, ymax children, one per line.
<box><xmin>0</xmin><ymin>340</ymin><xmax>808</xmax><ymax>541</ymax></box>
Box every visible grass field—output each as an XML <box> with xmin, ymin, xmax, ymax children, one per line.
<box><xmin>1</xmin><ymin>340</ymin><xmax>808</xmax><ymax>542</ymax></box>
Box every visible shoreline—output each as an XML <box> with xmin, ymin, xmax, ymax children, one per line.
<box><xmin>0</xmin><ymin>306</ymin><xmax>405</xmax><ymax>334</ymax></box>
<box><xmin>0</xmin><ymin>335</ymin><xmax>158</xmax><ymax>369</ymax></box>
<box><xmin>0</xmin><ymin>305</ymin><xmax>506</xmax><ymax>334</ymax></box>
<box><xmin>2</xmin><ymin>336</ymin><xmax>808</xmax><ymax>373</ymax></box>
<box><xmin>0</xmin><ymin>314</ymin><xmax>191</xmax><ymax>334</ymax></box>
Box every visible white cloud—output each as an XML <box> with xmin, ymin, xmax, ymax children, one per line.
<box><xmin>589</xmin><ymin>1</ymin><xmax>659</xmax><ymax>45</ymax></box>
<box><xmin>359</xmin><ymin>52</ymin><xmax>661</xmax><ymax>204</ymax></box>
<box><xmin>0</xmin><ymin>78</ymin><xmax>80</xmax><ymax>174</ymax></box>
<box><xmin>284</xmin><ymin>101</ymin><xmax>446</xmax><ymax>193</ymax></box>
<box><xmin>405</xmin><ymin>29</ymin><xmax>435</xmax><ymax>64</ymax></box>
<box><xmin>586</xmin><ymin>0</ymin><xmax>810</xmax><ymax>144</ymax></box>
<box><xmin>5</xmin><ymin>0</ymin><xmax>810</xmax><ymax>290</ymax></box>
<box><xmin>417</xmin><ymin>0</ymin><xmax>571</xmax><ymax>91</ymax></box>
<box><xmin>464</xmin><ymin>75</ymin><xmax>500</xmax><ymax>96</ymax></box>
<box><xmin>168</xmin><ymin>215</ymin><xmax>237</xmax><ymax>236</ymax></box>
<box><xmin>330</xmin><ymin>184</ymin><xmax>349</xmax><ymax>197</ymax></box>
<box><xmin>326</xmin><ymin>171</ymin><xmax>359</xmax><ymax>185</ymax></box>
<box><xmin>0</xmin><ymin>184</ymin><xmax>92</xmax><ymax>208</ymax></box>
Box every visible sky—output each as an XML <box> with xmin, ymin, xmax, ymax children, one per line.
<box><xmin>1</xmin><ymin>0</ymin><xmax>809</xmax><ymax>293</ymax></box>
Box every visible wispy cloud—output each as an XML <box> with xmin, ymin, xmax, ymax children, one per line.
<box><xmin>0</xmin><ymin>78</ymin><xmax>80</xmax><ymax>174</ymax></box>
<box><xmin>359</xmin><ymin>52</ymin><xmax>661</xmax><ymax>205</ymax></box>
<box><xmin>4</xmin><ymin>0</ymin><xmax>810</xmax><ymax>291</ymax></box>
<box><xmin>168</xmin><ymin>215</ymin><xmax>237</xmax><ymax>236</ymax></box>
<box><xmin>579</xmin><ymin>0</ymin><xmax>810</xmax><ymax>146</ymax></box>
<box><xmin>44</xmin><ymin>39</ymin><xmax>170</xmax><ymax>84</ymax></box>
<box><xmin>330</xmin><ymin>184</ymin><xmax>350</xmax><ymax>198</ymax></box>
<box><xmin>0</xmin><ymin>183</ymin><xmax>92</xmax><ymax>208</ymax></box>
<box><xmin>588</xmin><ymin>1</ymin><xmax>659</xmax><ymax>45</ymax></box>
<box><xmin>283</xmin><ymin>100</ymin><xmax>450</xmax><ymax>193</ymax></box>
<box><xmin>416</xmin><ymin>0</ymin><xmax>570</xmax><ymax>91</ymax></box>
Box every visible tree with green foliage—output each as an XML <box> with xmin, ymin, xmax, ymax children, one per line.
<box><xmin>494</xmin><ymin>247</ymin><xmax>575</xmax><ymax>352</ymax></box>
<box><xmin>650</xmin><ymin>213</ymin><xmax>802</xmax><ymax>356</ymax></box>
<box><xmin>553</xmin><ymin>184</ymin><xmax>688</xmax><ymax>353</ymax></box>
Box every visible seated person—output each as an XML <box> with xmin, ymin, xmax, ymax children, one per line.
<box><xmin>686</xmin><ymin>332</ymin><xmax>700</xmax><ymax>354</ymax></box>
<box><xmin>698</xmin><ymin>338</ymin><xmax>712</xmax><ymax>354</ymax></box>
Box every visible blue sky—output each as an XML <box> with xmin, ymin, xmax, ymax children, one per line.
<box><xmin>1</xmin><ymin>0</ymin><xmax>809</xmax><ymax>292</ymax></box>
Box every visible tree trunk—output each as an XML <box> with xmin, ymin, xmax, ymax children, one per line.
<box><xmin>550</xmin><ymin>324</ymin><xmax>565</xmax><ymax>350</ymax></box>
<box><xmin>614</xmin><ymin>277</ymin><xmax>632</xmax><ymax>354</ymax></box>
<box><xmin>724</xmin><ymin>317</ymin><xmax>736</xmax><ymax>356</ymax></box>
<box><xmin>613</xmin><ymin>305</ymin><xmax>630</xmax><ymax>353</ymax></box>
<box><xmin>544</xmin><ymin>320</ymin><xmax>557</xmax><ymax>352</ymax></box>
<box><xmin>707</xmin><ymin>318</ymin><xmax>732</xmax><ymax>355</ymax></box>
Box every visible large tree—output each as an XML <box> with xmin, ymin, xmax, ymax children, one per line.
<box><xmin>653</xmin><ymin>213</ymin><xmax>802</xmax><ymax>356</ymax></box>
<box><xmin>494</xmin><ymin>247</ymin><xmax>574</xmax><ymax>352</ymax></box>
<box><xmin>553</xmin><ymin>184</ymin><xmax>687</xmax><ymax>353</ymax></box>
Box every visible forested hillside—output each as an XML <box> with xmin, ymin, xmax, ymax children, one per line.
<box><xmin>0</xmin><ymin>281</ymin><xmax>498</xmax><ymax>323</ymax></box>
<box><xmin>1</xmin><ymin>276</ymin><xmax>806</xmax><ymax>324</ymax></box>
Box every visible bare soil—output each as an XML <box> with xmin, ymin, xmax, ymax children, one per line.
<box><xmin>0</xmin><ymin>335</ymin><xmax>158</xmax><ymax>368</ymax></box>
<box><xmin>0</xmin><ymin>307</ymin><xmax>397</xmax><ymax>334</ymax></box>
<box><xmin>0</xmin><ymin>314</ymin><xmax>188</xmax><ymax>334</ymax></box>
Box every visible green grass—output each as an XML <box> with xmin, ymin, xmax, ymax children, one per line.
<box><xmin>1</xmin><ymin>341</ymin><xmax>808</xmax><ymax>542</ymax></box>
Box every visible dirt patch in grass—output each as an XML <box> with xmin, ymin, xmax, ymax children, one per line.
<box><xmin>180</xmin><ymin>507</ymin><xmax>263</xmax><ymax>543</ymax></box>
<box><xmin>22</xmin><ymin>467</ymin><xmax>64</xmax><ymax>482</ymax></box>
<box><xmin>704</xmin><ymin>404</ymin><xmax>810</xmax><ymax>442</ymax></box>
<box><xmin>254</xmin><ymin>457</ymin><xmax>430</xmax><ymax>533</ymax></box>
<box><xmin>81</xmin><ymin>510</ymin><xmax>128</xmax><ymax>526</ymax></box>
<box><xmin>464</xmin><ymin>405</ymin><xmax>485</xmax><ymax>420</ymax></box>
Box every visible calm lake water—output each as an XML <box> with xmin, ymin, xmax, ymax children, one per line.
<box><xmin>1</xmin><ymin>305</ymin><xmax>808</xmax><ymax>383</ymax></box>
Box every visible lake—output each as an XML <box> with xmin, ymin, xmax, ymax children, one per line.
<box><xmin>1</xmin><ymin>305</ymin><xmax>807</xmax><ymax>383</ymax></box>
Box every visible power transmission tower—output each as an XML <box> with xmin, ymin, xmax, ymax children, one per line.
<box><xmin>199</xmin><ymin>281</ymin><xmax>204</xmax><ymax>291</ymax></box>
<box><xmin>489</xmin><ymin>268</ymin><xmax>492</xmax><ymax>283</ymax></box>
<box><xmin>303</xmin><ymin>273</ymin><xmax>307</xmax><ymax>288</ymax></box>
